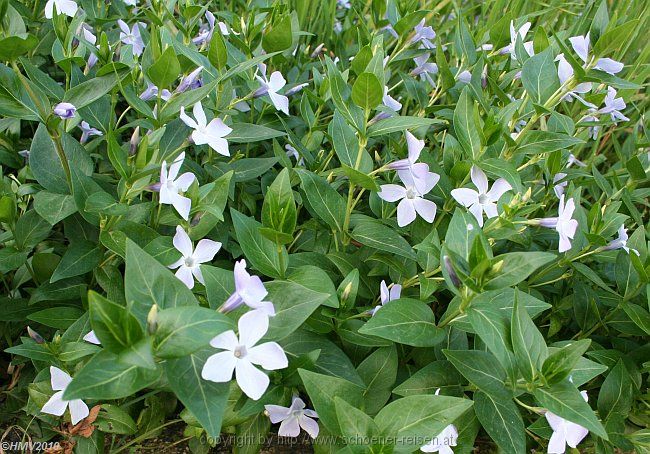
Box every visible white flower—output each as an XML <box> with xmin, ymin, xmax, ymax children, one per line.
<box><xmin>450</xmin><ymin>166</ymin><xmax>512</xmax><ymax>227</ymax></box>
<box><xmin>456</xmin><ymin>70</ymin><xmax>472</xmax><ymax>84</ymax></box>
<box><xmin>606</xmin><ymin>225</ymin><xmax>639</xmax><ymax>256</ymax></box>
<box><xmin>265</xmin><ymin>397</ymin><xmax>319</xmax><ymax>439</ymax></box>
<box><xmin>83</xmin><ymin>330</ymin><xmax>101</xmax><ymax>345</ymax></box>
<box><xmin>220</xmin><ymin>259</ymin><xmax>275</xmax><ymax>316</ymax></box>
<box><xmin>53</xmin><ymin>102</ymin><xmax>76</xmax><ymax>119</ymax></box>
<box><xmin>140</xmin><ymin>83</ymin><xmax>172</xmax><ymax>101</ymax></box>
<box><xmin>569</xmin><ymin>33</ymin><xmax>623</xmax><ymax>75</ymax></box>
<box><xmin>500</xmin><ymin>21</ymin><xmax>534</xmax><ymax>60</ymax></box>
<box><xmin>421</xmin><ymin>390</ymin><xmax>458</xmax><ymax>453</ymax></box>
<box><xmin>555</xmin><ymin>54</ymin><xmax>594</xmax><ymax>106</ymax></box>
<box><xmin>382</xmin><ymin>86</ymin><xmax>402</xmax><ymax>112</ymax></box>
<box><xmin>545</xmin><ymin>390</ymin><xmax>590</xmax><ymax>453</ymax></box>
<box><xmin>202</xmin><ymin>310</ymin><xmax>288</xmax><ymax>400</ymax></box>
<box><xmin>370</xmin><ymin>280</ymin><xmax>401</xmax><ymax>316</ymax></box>
<box><xmin>180</xmin><ymin>101</ymin><xmax>232</xmax><ymax>156</ymax></box>
<box><xmin>79</xmin><ymin>121</ymin><xmax>102</xmax><ymax>144</ymax></box>
<box><xmin>597</xmin><ymin>87</ymin><xmax>629</xmax><ymax>122</ymax></box>
<box><xmin>168</xmin><ymin>226</ymin><xmax>221</xmax><ymax>289</ymax></box>
<box><xmin>122</xmin><ymin>0</ymin><xmax>137</xmax><ymax>6</ymax></box>
<box><xmin>538</xmin><ymin>195</ymin><xmax>579</xmax><ymax>253</ymax></box>
<box><xmin>411</xmin><ymin>54</ymin><xmax>438</xmax><ymax>86</ymax></box>
<box><xmin>255</xmin><ymin>64</ymin><xmax>289</xmax><ymax>115</ymax></box>
<box><xmin>378</xmin><ymin>170</ymin><xmax>439</xmax><ymax>227</ymax></box>
<box><xmin>285</xmin><ymin>144</ymin><xmax>304</xmax><ymax>166</ymax></box>
<box><xmin>412</xmin><ymin>19</ymin><xmax>436</xmax><ymax>49</ymax></box>
<box><xmin>41</xmin><ymin>367</ymin><xmax>89</xmax><ymax>425</ymax></box>
<box><xmin>45</xmin><ymin>0</ymin><xmax>78</xmax><ymax>19</ymax></box>
<box><xmin>118</xmin><ymin>20</ymin><xmax>146</xmax><ymax>57</ymax></box>
<box><xmin>159</xmin><ymin>152</ymin><xmax>196</xmax><ymax>220</ymax></box>
<box><xmin>553</xmin><ymin>172</ymin><xmax>568</xmax><ymax>198</ymax></box>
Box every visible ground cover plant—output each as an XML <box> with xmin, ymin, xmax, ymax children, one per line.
<box><xmin>0</xmin><ymin>0</ymin><xmax>649</xmax><ymax>452</ymax></box>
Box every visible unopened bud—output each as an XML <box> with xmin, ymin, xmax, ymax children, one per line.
<box><xmin>147</xmin><ymin>304</ymin><xmax>158</xmax><ymax>334</ymax></box>
<box><xmin>129</xmin><ymin>127</ymin><xmax>140</xmax><ymax>156</ymax></box>
<box><xmin>491</xmin><ymin>260</ymin><xmax>504</xmax><ymax>274</ymax></box>
<box><xmin>443</xmin><ymin>256</ymin><xmax>462</xmax><ymax>289</ymax></box>
<box><xmin>341</xmin><ymin>282</ymin><xmax>353</xmax><ymax>301</ymax></box>
<box><xmin>310</xmin><ymin>43</ymin><xmax>325</xmax><ymax>58</ymax></box>
<box><xmin>522</xmin><ymin>187</ymin><xmax>532</xmax><ymax>202</ymax></box>
<box><xmin>27</xmin><ymin>326</ymin><xmax>45</xmax><ymax>344</ymax></box>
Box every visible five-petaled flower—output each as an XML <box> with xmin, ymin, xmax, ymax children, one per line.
<box><xmin>412</xmin><ymin>19</ymin><xmax>436</xmax><ymax>49</ymax></box>
<box><xmin>378</xmin><ymin>170</ymin><xmax>440</xmax><ymax>227</ymax></box>
<box><xmin>255</xmin><ymin>64</ymin><xmax>290</xmax><ymax>115</ymax></box>
<box><xmin>500</xmin><ymin>21</ymin><xmax>534</xmax><ymax>60</ymax></box>
<box><xmin>220</xmin><ymin>260</ymin><xmax>275</xmax><ymax>316</ymax></box>
<box><xmin>158</xmin><ymin>152</ymin><xmax>197</xmax><ymax>220</ymax></box>
<box><xmin>545</xmin><ymin>390</ymin><xmax>590</xmax><ymax>453</ymax></box>
<box><xmin>180</xmin><ymin>101</ymin><xmax>232</xmax><ymax>156</ymax></box>
<box><xmin>450</xmin><ymin>166</ymin><xmax>512</xmax><ymax>227</ymax></box>
<box><xmin>596</xmin><ymin>87</ymin><xmax>629</xmax><ymax>123</ymax></box>
<box><xmin>265</xmin><ymin>397</ymin><xmax>319</xmax><ymax>439</ymax></box>
<box><xmin>118</xmin><ymin>20</ymin><xmax>146</xmax><ymax>57</ymax></box>
<box><xmin>569</xmin><ymin>33</ymin><xmax>623</xmax><ymax>75</ymax></box>
<box><xmin>169</xmin><ymin>225</ymin><xmax>221</xmax><ymax>289</ymax></box>
<box><xmin>538</xmin><ymin>195</ymin><xmax>579</xmax><ymax>253</ymax></box>
<box><xmin>202</xmin><ymin>310</ymin><xmax>288</xmax><ymax>400</ymax></box>
<box><xmin>45</xmin><ymin>0</ymin><xmax>78</xmax><ymax>19</ymax></box>
<box><xmin>41</xmin><ymin>366</ymin><xmax>89</xmax><ymax>425</ymax></box>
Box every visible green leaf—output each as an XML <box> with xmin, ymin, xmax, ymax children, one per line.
<box><xmin>226</xmin><ymin>123</ymin><xmax>286</xmax><ymax>143</ymax></box>
<box><xmin>96</xmin><ymin>405</ymin><xmax>137</xmax><ymax>435</ymax></box>
<box><xmin>33</xmin><ymin>192</ymin><xmax>77</xmax><ymax>225</ymax></box>
<box><xmin>374</xmin><ymin>394</ymin><xmax>473</xmax><ymax>451</ymax></box>
<box><xmin>147</xmin><ymin>47</ymin><xmax>181</xmax><ymax>89</ymax></box>
<box><xmin>334</xmin><ymin>398</ymin><xmax>381</xmax><ymax>452</ymax></box>
<box><xmin>367</xmin><ymin>116</ymin><xmax>442</xmax><ymax>137</ymax></box>
<box><xmin>593</xmin><ymin>20</ymin><xmax>639</xmax><ymax>56</ymax></box>
<box><xmin>0</xmin><ymin>34</ymin><xmax>38</xmax><ymax>61</ymax></box>
<box><xmin>359</xmin><ymin>298</ymin><xmax>445</xmax><ymax>347</ymax></box>
<box><xmin>521</xmin><ymin>48</ymin><xmax>561</xmax><ymax>104</ymax></box>
<box><xmin>352</xmin><ymin>220</ymin><xmax>416</xmax><ymax>260</ymax></box>
<box><xmin>329</xmin><ymin>110</ymin><xmax>372</xmax><ymax>173</ymax></box>
<box><xmin>351</xmin><ymin>72</ymin><xmax>383</xmax><ymax>110</ymax></box>
<box><xmin>165</xmin><ymin>349</ymin><xmax>230</xmax><ymax>440</ymax></box>
<box><xmin>453</xmin><ymin>87</ymin><xmax>481</xmax><ymax>158</ymax></box>
<box><xmin>392</xmin><ymin>360</ymin><xmax>463</xmax><ymax>397</ymax></box>
<box><xmin>542</xmin><ymin>340</ymin><xmax>591</xmax><ymax>385</ymax></box>
<box><xmin>230</xmin><ymin>208</ymin><xmax>287</xmax><ymax>279</ymax></box>
<box><xmin>27</xmin><ymin>307</ymin><xmax>84</xmax><ymax>330</ymax></box>
<box><xmin>466</xmin><ymin>305</ymin><xmax>517</xmax><ymax>377</ymax></box>
<box><xmin>64</xmin><ymin>69</ymin><xmax>128</xmax><ymax>109</ymax></box>
<box><xmin>444</xmin><ymin>350</ymin><xmax>508</xmax><ymax>397</ymax></box>
<box><xmin>208</xmin><ymin>29</ymin><xmax>227</xmax><ymax>70</ymax></box>
<box><xmin>357</xmin><ymin>345</ymin><xmax>398</xmax><ymax>415</ymax></box>
<box><xmin>155</xmin><ymin>306</ymin><xmax>233</xmax><ymax>358</ymax></box>
<box><xmin>473</xmin><ymin>391</ymin><xmax>526</xmax><ymax>454</ymax></box>
<box><xmin>484</xmin><ymin>252</ymin><xmax>555</xmax><ymax>289</ymax></box>
<box><xmin>296</xmin><ymin>169</ymin><xmax>347</xmax><ymax>231</ymax></box>
<box><xmin>298</xmin><ymin>369</ymin><xmax>364</xmax><ymax>436</ymax></box>
<box><xmin>125</xmin><ymin>239</ymin><xmax>198</xmax><ymax>325</ymax></box>
<box><xmin>597</xmin><ymin>360</ymin><xmax>634</xmax><ymax>421</ymax></box>
<box><xmin>511</xmin><ymin>294</ymin><xmax>548</xmax><ymax>381</ymax></box>
<box><xmin>14</xmin><ymin>209</ymin><xmax>51</xmax><ymax>250</ymax></box>
<box><xmin>533</xmin><ymin>382</ymin><xmax>608</xmax><ymax>439</ymax></box>
<box><xmin>88</xmin><ymin>291</ymin><xmax>143</xmax><ymax>353</ymax></box>
<box><xmin>63</xmin><ymin>350</ymin><xmax>161</xmax><ymax>400</ymax></box>
<box><xmin>261</xmin><ymin>168</ymin><xmax>296</xmax><ymax>241</ymax></box>
<box><xmin>444</xmin><ymin>208</ymin><xmax>482</xmax><ymax>260</ymax></box>
<box><xmin>264</xmin><ymin>281</ymin><xmax>329</xmax><ymax>340</ymax></box>
<box><xmin>262</xmin><ymin>15</ymin><xmax>293</xmax><ymax>53</ymax></box>
<box><xmin>50</xmin><ymin>240</ymin><xmax>102</xmax><ymax>282</ymax></box>
<box><xmin>340</xmin><ymin>164</ymin><xmax>379</xmax><ymax>191</ymax></box>
<box><xmin>516</xmin><ymin>131</ymin><xmax>584</xmax><ymax>155</ymax></box>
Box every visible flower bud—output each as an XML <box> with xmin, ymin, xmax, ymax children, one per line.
<box><xmin>147</xmin><ymin>304</ymin><xmax>158</xmax><ymax>334</ymax></box>
<box><xmin>443</xmin><ymin>256</ymin><xmax>461</xmax><ymax>289</ymax></box>
<box><xmin>129</xmin><ymin>127</ymin><xmax>140</xmax><ymax>156</ymax></box>
<box><xmin>27</xmin><ymin>326</ymin><xmax>45</xmax><ymax>344</ymax></box>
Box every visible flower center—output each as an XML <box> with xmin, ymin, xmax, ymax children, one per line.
<box><xmin>406</xmin><ymin>188</ymin><xmax>417</xmax><ymax>199</ymax></box>
<box><xmin>166</xmin><ymin>180</ymin><xmax>176</xmax><ymax>190</ymax></box>
<box><xmin>291</xmin><ymin>410</ymin><xmax>303</xmax><ymax>418</ymax></box>
<box><xmin>478</xmin><ymin>194</ymin><xmax>489</xmax><ymax>204</ymax></box>
<box><xmin>233</xmin><ymin>345</ymin><xmax>248</xmax><ymax>358</ymax></box>
<box><xmin>184</xmin><ymin>257</ymin><xmax>196</xmax><ymax>267</ymax></box>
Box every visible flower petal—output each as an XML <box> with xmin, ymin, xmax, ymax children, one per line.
<box><xmin>396</xmin><ymin>199</ymin><xmax>417</xmax><ymax>227</ymax></box>
<box><xmin>173</xmin><ymin>226</ymin><xmax>193</xmax><ymax>257</ymax></box>
<box><xmin>278</xmin><ymin>416</ymin><xmax>301</xmax><ymax>437</ymax></box>
<box><xmin>247</xmin><ymin>342</ymin><xmax>288</xmax><ymax>371</ymax></box>
<box><xmin>470</xmin><ymin>166</ymin><xmax>489</xmax><ymax>193</ymax></box>
<box><xmin>451</xmin><ymin>188</ymin><xmax>479</xmax><ymax>207</ymax></box>
<box><xmin>378</xmin><ymin>184</ymin><xmax>406</xmax><ymax>202</ymax></box>
<box><xmin>193</xmin><ymin>102</ymin><xmax>207</xmax><ymax>128</ymax></box>
<box><xmin>487</xmin><ymin>178</ymin><xmax>512</xmax><ymax>201</ymax></box>
<box><xmin>50</xmin><ymin>366</ymin><xmax>72</xmax><ymax>391</ymax></box>
<box><xmin>69</xmin><ymin>399</ymin><xmax>90</xmax><ymax>425</ymax></box>
<box><xmin>469</xmin><ymin>203</ymin><xmax>484</xmax><ymax>227</ymax></box>
<box><xmin>547</xmin><ymin>427</ymin><xmax>567</xmax><ymax>454</ymax></box>
<box><xmin>238</xmin><ymin>309</ymin><xmax>269</xmax><ymax>348</ymax></box>
<box><xmin>180</xmin><ymin>107</ymin><xmax>198</xmax><ymax>129</ymax></box>
<box><xmin>174</xmin><ymin>172</ymin><xmax>196</xmax><ymax>192</ymax></box>
<box><xmin>209</xmin><ymin>330</ymin><xmax>239</xmax><ymax>350</ymax></box>
<box><xmin>235</xmin><ymin>360</ymin><xmax>269</xmax><ymax>400</ymax></box>
<box><xmin>264</xmin><ymin>404</ymin><xmax>290</xmax><ymax>423</ymax></box>
<box><xmin>269</xmin><ymin>92</ymin><xmax>290</xmax><ymax>115</ymax></box>
<box><xmin>268</xmin><ymin>71</ymin><xmax>287</xmax><ymax>92</ymax></box>
<box><xmin>564</xmin><ymin>422</ymin><xmax>589</xmax><ymax>448</ymax></box>
<box><xmin>175</xmin><ymin>265</ymin><xmax>195</xmax><ymax>289</ymax></box>
<box><xmin>202</xmin><ymin>350</ymin><xmax>237</xmax><ymax>382</ymax></box>
<box><xmin>171</xmin><ymin>193</ymin><xmax>192</xmax><ymax>221</ymax></box>
<box><xmin>42</xmin><ymin>391</ymin><xmax>67</xmax><ymax>416</ymax></box>
<box><xmin>299</xmin><ymin>415</ymin><xmax>320</xmax><ymax>439</ymax></box>
<box><xmin>405</xmin><ymin>130</ymin><xmax>424</xmax><ymax>163</ymax></box>
<box><xmin>193</xmin><ymin>239</ymin><xmax>221</xmax><ymax>263</ymax></box>
<box><xmin>413</xmin><ymin>198</ymin><xmax>437</xmax><ymax>223</ymax></box>
<box><xmin>168</xmin><ymin>152</ymin><xmax>186</xmax><ymax>181</ymax></box>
